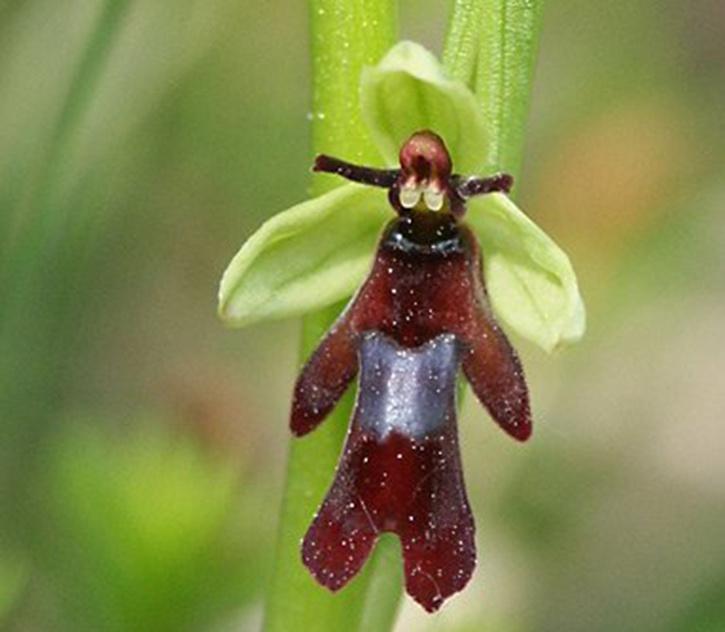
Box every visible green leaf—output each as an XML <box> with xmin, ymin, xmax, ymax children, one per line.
<box><xmin>360</xmin><ymin>41</ymin><xmax>490</xmax><ymax>173</ymax></box>
<box><xmin>466</xmin><ymin>193</ymin><xmax>585</xmax><ymax>353</ymax></box>
<box><xmin>218</xmin><ymin>184</ymin><xmax>387</xmax><ymax>326</ymax></box>
<box><xmin>46</xmin><ymin>423</ymin><xmax>244</xmax><ymax>630</ymax></box>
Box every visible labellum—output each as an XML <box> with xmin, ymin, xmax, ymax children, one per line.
<box><xmin>292</xmin><ymin>131</ymin><xmax>530</xmax><ymax>612</ymax></box>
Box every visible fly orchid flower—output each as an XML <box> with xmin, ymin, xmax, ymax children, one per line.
<box><xmin>292</xmin><ymin>129</ymin><xmax>529</xmax><ymax>611</ymax></box>
<box><xmin>218</xmin><ymin>42</ymin><xmax>585</xmax><ymax>612</ymax></box>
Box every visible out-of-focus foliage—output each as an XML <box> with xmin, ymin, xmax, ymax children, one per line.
<box><xmin>0</xmin><ymin>556</ymin><xmax>28</xmax><ymax>623</ymax></box>
<box><xmin>39</xmin><ymin>423</ymin><xmax>258</xmax><ymax>630</ymax></box>
<box><xmin>0</xmin><ymin>0</ymin><xmax>723</xmax><ymax>630</ymax></box>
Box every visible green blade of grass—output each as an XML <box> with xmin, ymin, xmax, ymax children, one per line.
<box><xmin>473</xmin><ymin>0</ymin><xmax>545</xmax><ymax>178</ymax></box>
<box><xmin>443</xmin><ymin>0</ymin><xmax>544</xmax><ymax>179</ymax></box>
<box><xmin>0</xmin><ymin>0</ymin><xmax>132</xmax><ymax>528</ymax></box>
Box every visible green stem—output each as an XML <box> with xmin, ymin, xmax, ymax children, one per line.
<box><xmin>444</xmin><ymin>0</ymin><xmax>544</xmax><ymax>179</ymax></box>
<box><xmin>473</xmin><ymin>0</ymin><xmax>545</xmax><ymax>178</ymax></box>
<box><xmin>443</xmin><ymin>0</ymin><xmax>483</xmax><ymax>85</ymax></box>
<box><xmin>264</xmin><ymin>2</ymin><xmax>399</xmax><ymax>631</ymax></box>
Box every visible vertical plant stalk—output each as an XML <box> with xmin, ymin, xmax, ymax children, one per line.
<box><xmin>264</xmin><ymin>2</ymin><xmax>399</xmax><ymax>631</ymax></box>
<box><xmin>444</xmin><ymin>0</ymin><xmax>544</xmax><ymax>179</ymax></box>
<box><xmin>473</xmin><ymin>0</ymin><xmax>545</xmax><ymax>179</ymax></box>
<box><xmin>443</xmin><ymin>0</ymin><xmax>483</xmax><ymax>85</ymax></box>
<box><xmin>0</xmin><ymin>0</ymin><xmax>132</xmax><ymax>321</ymax></box>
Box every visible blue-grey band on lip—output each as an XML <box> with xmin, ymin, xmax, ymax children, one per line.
<box><xmin>354</xmin><ymin>331</ymin><xmax>460</xmax><ymax>440</ymax></box>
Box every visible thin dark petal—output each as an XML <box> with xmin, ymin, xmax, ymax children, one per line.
<box><xmin>452</xmin><ymin>172</ymin><xmax>514</xmax><ymax>197</ymax></box>
<box><xmin>313</xmin><ymin>155</ymin><xmax>399</xmax><ymax>188</ymax></box>
<box><xmin>461</xmin><ymin>308</ymin><xmax>531</xmax><ymax>441</ymax></box>
<box><xmin>290</xmin><ymin>315</ymin><xmax>358</xmax><ymax>437</ymax></box>
<box><xmin>302</xmin><ymin>333</ymin><xmax>476</xmax><ymax>611</ymax></box>
<box><xmin>458</xmin><ymin>228</ymin><xmax>531</xmax><ymax>441</ymax></box>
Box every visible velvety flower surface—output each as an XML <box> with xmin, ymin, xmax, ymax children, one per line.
<box><xmin>291</xmin><ymin>194</ymin><xmax>529</xmax><ymax>609</ymax></box>
<box><xmin>218</xmin><ymin>42</ymin><xmax>585</xmax><ymax>612</ymax></box>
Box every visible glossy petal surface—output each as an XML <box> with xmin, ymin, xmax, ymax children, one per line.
<box><xmin>298</xmin><ymin>215</ymin><xmax>530</xmax><ymax>610</ymax></box>
<box><xmin>350</xmin><ymin>216</ymin><xmax>531</xmax><ymax>439</ymax></box>
<box><xmin>302</xmin><ymin>333</ymin><xmax>475</xmax><ymax>612</ymax></box>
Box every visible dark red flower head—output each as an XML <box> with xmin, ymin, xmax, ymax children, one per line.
<box><xmin>398</xmin><ymin>130</ymin><xmax>452</xmax><ymax>205</ymax></box>
<box><xmin>297</xmin><ymin>132</ymin><xmax>530</xmax><ymax>612</ymax></box>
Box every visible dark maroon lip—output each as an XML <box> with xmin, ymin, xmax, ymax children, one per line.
<box><xmin>293</xmin><ymin>131</ymin><xmax>530</xmax><ymax>611</ymax></box>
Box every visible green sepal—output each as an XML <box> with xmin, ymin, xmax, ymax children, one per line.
<box><xmin>360</xmin><ymin>41</ymin><xmax>491</xmax><ymax>173</ymax></box>
<box><xmin>466</xmin><ymin>193</ymin><xmax>585</xmax><ymax>352</ymax></box>
<box><xmin>218</xmin><ymin>184</ymin><xmax>387</xmax><ymax>326</ymax></box>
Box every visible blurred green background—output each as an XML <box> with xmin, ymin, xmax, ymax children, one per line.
<box><xmin>1</xmin><ymin>1</ymin><xmax>723</xmax><ymax>630</ymax></box>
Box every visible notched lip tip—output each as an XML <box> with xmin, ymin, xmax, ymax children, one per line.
<box><xmin>321</xmin><ymin>579</ymin><xmax>345</xmax><ymax>593</ymax></box>
<box><xmin>416</xmin><ymin>596</ymin><xmax>444</xmax><ymax>613</ymax></box>
<box><xmin>302</xmin><ymin>560</ymin><xmax>347</xmax><ymax>593</ymax></box>
<box><xmin>411</xmin><ymin>591</ymin><xmax>451</xmax><ymax>613</ymax></box>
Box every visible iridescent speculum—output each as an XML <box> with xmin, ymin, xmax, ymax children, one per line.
<box><xmin>295</xmin><ymin>130</ymin><xmax>530</xmax><ymax>612</ymax></box>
